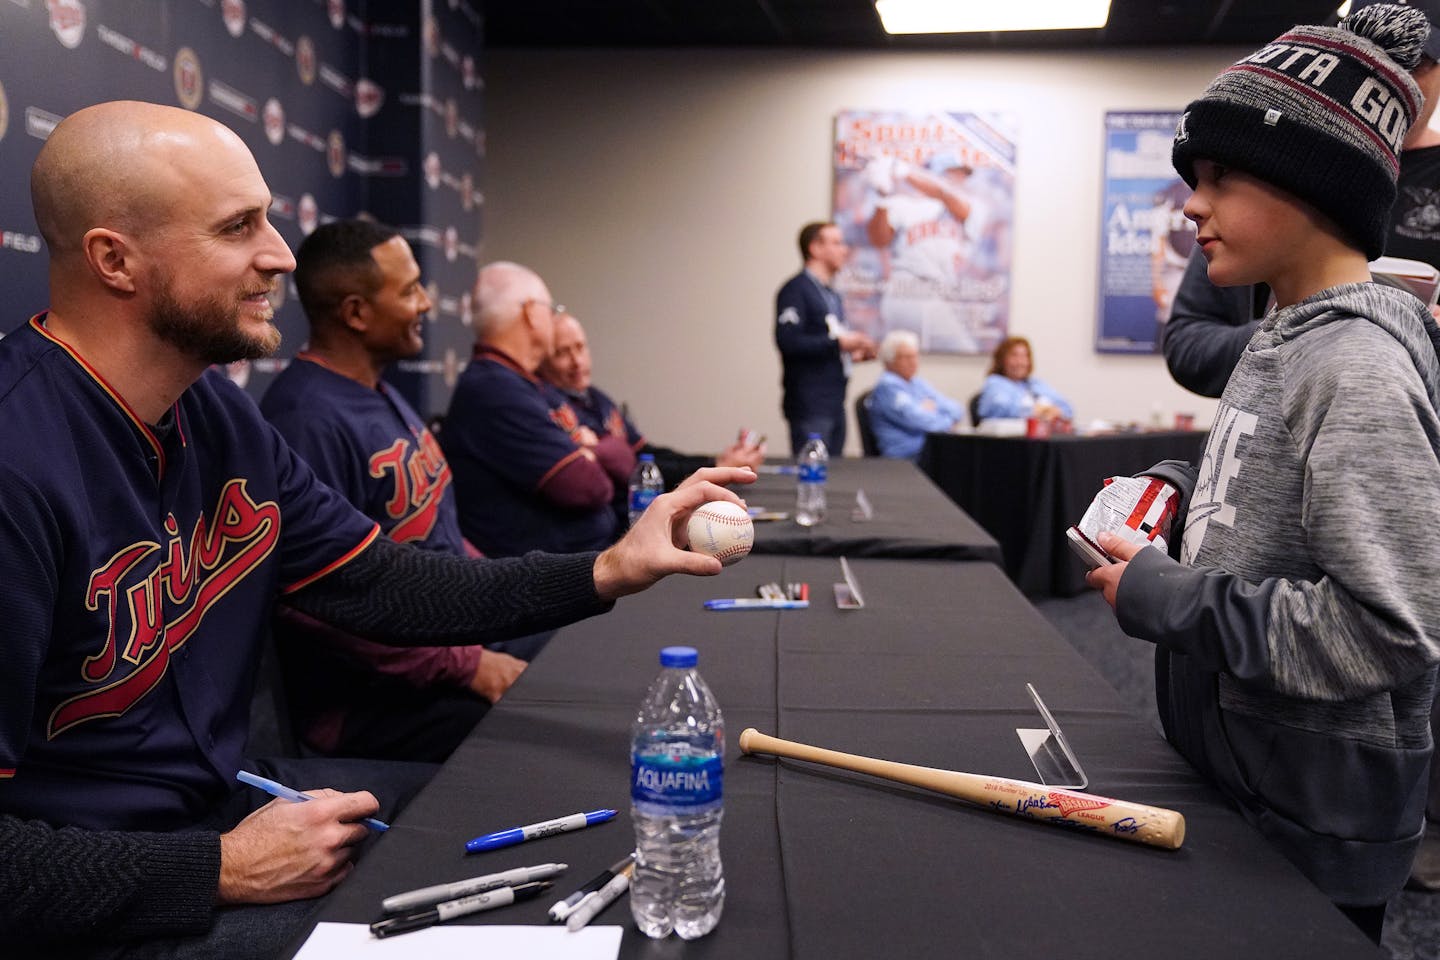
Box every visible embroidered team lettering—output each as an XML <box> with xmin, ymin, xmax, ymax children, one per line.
<box><xmin>548</xmin><ymin>401</ymin><xmax>580</xmax><ymax>436</ymax></box>
<box><xmin>50</xmin><ymin>480</ymin><xmax>281</xmax><ymax>738</ymax></box>
<box><xmin>369</xmin><ymin>430</ymin><xmax>453</xmax><ymax>543</ymax></box>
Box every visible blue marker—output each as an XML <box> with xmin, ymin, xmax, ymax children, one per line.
<box><xmin>466</xmin><ymin>809</ymin><xmax>617</xmax><ymax>853</ymax></box>
<box><xmin>704</xmin><ymin>598</ymin><xmax>809</xmax><ymax>610</ymax></box>
<box><xmin>236</xmin><ymin>770</ymin><xmax>390</xmax><ymax>832</ymax></box>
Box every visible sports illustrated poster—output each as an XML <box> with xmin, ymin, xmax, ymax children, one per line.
<box><xmin>0</xmin><ymin>0</ymin><xmax>483</xmax><ymax>419</ymax></box>
<box><xmin>833</xmin><ymin>110</ymin><xmax>1016</xmax><ymax>355</ymax></box>
<box><xmin>1096</xmin><ymin>111</ymin><xmax>1196</xmax><ymax>353</ymax></box>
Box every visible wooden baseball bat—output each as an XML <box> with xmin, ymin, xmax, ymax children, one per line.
<box><xmin>738</xmin><ymin>728</ymin><xmax>1184</xmax><ymax>850</ymax></box>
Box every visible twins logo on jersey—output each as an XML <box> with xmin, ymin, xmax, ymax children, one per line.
<box><xmin>51</xmin><ymin>479</ymin><xmax>280</xmax><ymax>738</ymax></box>
<box><xmin>369</xmin><ymin>429</ymin><xmax>453</xmax><ymax>543</ymax></box>
<box><xmin>548</xmin><ymin>401</ymin><xmax>581</xmax><ymax>437</ymax></box>
<box><xmin>604</xmin><ymin>408</ymin><xmax>627</xmax><ymax>440</ymax></box>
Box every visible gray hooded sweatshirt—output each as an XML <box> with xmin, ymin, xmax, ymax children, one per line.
<box><xmin>1119</xmin><ymin>281</ymin><xmax>1440</xmax><ymax>906</ymax></box>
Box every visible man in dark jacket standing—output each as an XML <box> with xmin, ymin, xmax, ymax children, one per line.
<box><xmin>774</xmin><ymin>221</ymin><xmax>875</xmax><ymax>455</ymax></box>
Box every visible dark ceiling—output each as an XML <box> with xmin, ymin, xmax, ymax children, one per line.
<box><xmin>482</xmin><ymin>1</ymin><xmax>1348</xmax><ymax>49</ymax></box>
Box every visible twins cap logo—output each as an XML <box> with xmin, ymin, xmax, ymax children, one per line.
<box><xmin>443</xmin><ymin>347</ymin><xmax>459</xmax><ymax>389</ymax></box>
<box><xmin>355</xmin><ymin>78</ymin><xmax>384</xmax><ymax>118</ymax></box>
<box><xmin>423</xmin><ymin>151</ymin><xmax>441</xmax><ymax>189</ymax></box>
<box><xmin>462</xmin><ymin>55</ymin><xmax>477</xmax><ymax>90</ymax></box>
<box><xmin>221</xmin><ymin>0</ymin><xmax>246</xmax><ymax>39</ymax></box>
<box><xmin>223</xmin><ymin>359</ymin><xmax>251</xmax><ymax>389</ymax></box>
<box><xmin>0</xmin><ymin>82</ymin><xmax>8</xmax><ymax>145</ymax></box>
<box><xmin>460</xmin><ymin>291</ymin><xmax>473</xmax><ymax>327</ymax></box>
<box><xmin>328</xmin><ymin>0</ymin><xmax>345</xmax><ymax>30</ymax></box>
<box><xmin>326</xmin><ymin>129</ymin><xmax>347</xmax><ymax>178</ymax></box>
<box><xmin>296</xmin><ymin>35</ymin><xmax>316</xmax><ymax>86</ymax></box>
<box><xmin>424</xmin><ymin>15</ymin><xmax>440</xmax><ymax>57</ymax></box>
<box><xmin>444</xmin><ymin>225</ymin><xmax>458</xmax><ymax>262</ymax></box>
<box><xmin>47</xmin><ymin>0</ymin><xmax>86</xmax><ymax>49</ymax></box>
<box><xmin>173</xmin><ymin>47</ymin><xmax>204</xmax><ymax>111</ymax></box>
<box><xmin>263</xmin><ymin>97</ymin><xmax>285</xmax><ymax>145</ymax></box>
<box><xmin>1173</xmin><ymin>111</ymin><xmax>1190</xmax><ymax>145</ymax></box>
<box><xmin>297</xmin><ymin>192</ymin><xmax>318</xmax><ymax>236</ymax></box>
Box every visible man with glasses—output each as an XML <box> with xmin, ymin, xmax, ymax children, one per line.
<box><xmin>443</xmin><ymin>261</ymin><xmax>637</xmax><ymax>556</ymax></box>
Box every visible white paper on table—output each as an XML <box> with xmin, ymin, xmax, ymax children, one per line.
<box><xmin>292</xmin><ymin>922</ymin><xmax>623</xmax><ymax>960</ymax></box>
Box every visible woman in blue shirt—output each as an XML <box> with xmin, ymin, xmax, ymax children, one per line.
<box><xmin>976</xmin><ymin>336</ymin><xmax>1072</xmax><ymax>423</ymax></box>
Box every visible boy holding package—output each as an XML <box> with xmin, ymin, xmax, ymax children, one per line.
<box><xmin>1088</xmin><ymin>4</ymin><xmax>1440</xmax><ymax>942</ymax></box>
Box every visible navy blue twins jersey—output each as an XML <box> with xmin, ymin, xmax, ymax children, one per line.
<box><xmin>0</xmin><ymin>317</ymin><xmax>379</xmax><ymax>831</ymax></box>
<box><xmin>260</xmin><ymin>356</ymin><xmax>465</xmax><ymax>554</ymax></box>
<box><xmin>443</xmin><ymin>346</ymin><xmax>618</xmax><ymax>557</ymax></box>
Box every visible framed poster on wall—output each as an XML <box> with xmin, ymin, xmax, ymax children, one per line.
<box><xmin>832</xmin><ymin>110</ymin><xmax>1016</xmax><ymax>355</ymax></box>
<box><xmin>1096</xmin><ymin>111</ymin><xmax>1196</xmax><ymax>353</ymax></box>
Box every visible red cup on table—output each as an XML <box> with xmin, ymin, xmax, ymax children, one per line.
<box><xmin>1026</xmin><ymin>416</ymin><xmax>1051</xmax><ymax>439</ymax></box>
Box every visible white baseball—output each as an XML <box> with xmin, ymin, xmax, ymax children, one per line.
<box><xmin>687</xmin><ymin>501</ymin><xmax>754</xmax><ymax>566</ymax></box>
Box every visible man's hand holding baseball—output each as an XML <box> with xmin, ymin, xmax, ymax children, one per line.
<box><xmin>592</xmin><ymin>466</ymin><xmax>755</xmax><ymax>600</ymax></box>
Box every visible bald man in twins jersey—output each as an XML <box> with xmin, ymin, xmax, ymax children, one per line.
<box><xmin>0</xmin><ymin>101</ymin><xmax>751</xmax><ymax>958</ymax></box>
<box><xmin>261</xmin><ymin>219</ymin><xmax>535</xmax><ymax>764</ymax></box>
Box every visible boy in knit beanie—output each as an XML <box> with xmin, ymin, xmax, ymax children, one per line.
<box><xmin>1086</xmin><ymin>4</ymin><xmax>1440</xmax><ymax>942</ymax></box>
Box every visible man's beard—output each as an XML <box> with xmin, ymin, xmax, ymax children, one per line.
<box><xmin>149</xmin><ymin>273</ymin><xmax>282</xmax><ymax>364</ymax></box>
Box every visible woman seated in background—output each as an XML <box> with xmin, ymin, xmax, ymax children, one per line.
<box><xmin>869</xmin><ymin>330</ymin><xmax>966</xmax><ymax>459</ymax></box>
<box><xmin>976</xmin><ymin>336</ymin><xmax>1072</xmax><ymax>423</ymax></box>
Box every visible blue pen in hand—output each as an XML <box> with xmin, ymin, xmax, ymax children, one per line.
<box><xmin>466</xmin><ymin>809</ymin><xmax>616</xmax><ymax>853</ymax></box>
<box><xmin>236</xmin><ymin>770</ymin><xmax>390</xmax><ymax>832</ymax></box>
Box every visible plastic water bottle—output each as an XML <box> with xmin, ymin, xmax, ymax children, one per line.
<box><xmin>630</xmin><ymin>646</ymin><xmax>725</xmax><ymax>940</ymax></box>
<box><xmin>795</xmin><ymin>433</ymin><xmax>828</xmax><ymax>527</ymax></box>
<box><xmin>628</xmin><ymin>453</ymin><xmax>663</xmax><ymax>527</ymax></box>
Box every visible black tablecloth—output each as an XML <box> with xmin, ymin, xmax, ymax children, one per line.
<box><xmin>296</xmin><ymin>556</ymin><xmax>1375</xmax><ymax>959</ymax></box>
<box><xmin>918</xmin><ymin>431</ymin><xmax>1207</xmax><ymax>596</ymax></box>
<box><xmin>744</xmin><ymin>457</ymin><xmax>1002</xmax><ymax>564</ymax></box>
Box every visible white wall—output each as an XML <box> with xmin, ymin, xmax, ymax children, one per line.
<box><xmin>484</xmin><ymin>46</ymin><xmax>1243</xmax><ymax>456</ymax></box>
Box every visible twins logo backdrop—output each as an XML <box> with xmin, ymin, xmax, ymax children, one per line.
<box><xmin>832</xmin><ymin>110</ymin><xmax>1016</xmax><ymax>355</ymax></box>
<box><xmin>0</xmin><ymin>0</ymin><xmax>483</xmax><ymax>417</ymax></box>
<box><xmin>1096</xmin><ymin>111</ymin><xmax>1196</xmax><ymax>353</ymax></box>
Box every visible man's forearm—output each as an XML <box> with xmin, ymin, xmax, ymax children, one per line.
<box><xmin>286</xmin><ymin>537</ymin><xmax>611</xmax><ymax>647</ymax></box>
<box><xmin>0</xmin><ymin>814</ymin><xmax>218</xmax><ymax>944</ymax></box>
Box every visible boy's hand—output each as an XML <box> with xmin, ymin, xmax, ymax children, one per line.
<box><xmin>1084</xmin><ymin>532</ymin><xmax>1145</xmax><ymax>608</ymax></box>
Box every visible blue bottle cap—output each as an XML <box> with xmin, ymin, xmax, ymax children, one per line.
<box><xmin>639</xmin><ymin>453</ymin><xmax>656</xmax><ymax>461</ymax></box>
<box><xmin>807</xmin><ymin>433</ymin><xmax>822</xmax><ymax>440</ymax></box>
<box><xmin>660</xmin><ymin>646</ymin><xmax>698</xmax><ymax>668</ymax></box>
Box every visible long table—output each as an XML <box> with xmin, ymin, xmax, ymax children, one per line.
<box><xmin>919</xmin><ymin>430</ymin><xmax>1207</xmax><ymax>596</ymax></box>
<box><xmin>297</xmin><ymin>555</ymin><xmax>1376</xmax><ymax>959</ymax></box>
<box><xmin>744</xmin><ymin>457</ymin><xmax>1002</xmax><ymax>564</ymax></box>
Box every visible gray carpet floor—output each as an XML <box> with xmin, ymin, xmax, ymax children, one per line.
<box><xmin>1032</xmin><ymin>591</ymin><xmax>1440</xmax><ymax>960</ymax></box>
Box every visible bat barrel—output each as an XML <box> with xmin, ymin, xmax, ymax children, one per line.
<box><xmin>738</xmin><ymin>728</ymin><xmax>1184</xmax><ymax>850</ymax></box>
